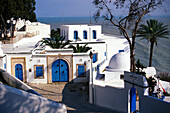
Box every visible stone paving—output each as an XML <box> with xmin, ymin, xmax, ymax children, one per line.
<box><xmin>28</xmin><ymin>82</ymin><xmax>123</xmax><ymax>113</ymax></box>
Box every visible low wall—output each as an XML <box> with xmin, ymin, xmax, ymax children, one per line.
<box><xmin>0</xmin><ymin>84</ymin><xmax>67</xmax><ymax>113</ymax></box>
<box><xmin>140</xmin><ymin>95</ymin><xmax>170</xmax><ymax>113</ymax></box>
<box><xmin>0</xmin><ymin>69</ymin><xmax>40</xmax><ymax>96</ymax></box>
<box><xmin>92</xmin><ymin>84</ymin><xmax>127</xmax><ymax>113</ymax></box>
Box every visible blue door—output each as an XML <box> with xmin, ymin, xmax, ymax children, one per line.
<box><xmin>52</xmin><ymin>59</ymin><xmax>69</xmax><ymax>82</ymax></box>
<box><xmin>15</xmin><ymin>64</ymin><xmax>23</xmax><ymax>81</ymax></box>
<box><xmin>130</xmin><ymin>87</ymin><xmax>136</xmax><ymax>112</ymax></box>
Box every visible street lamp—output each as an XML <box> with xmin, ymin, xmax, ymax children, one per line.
<box><xmin>89</xmin><ymin>51</ymin><xmax>94</xmax><ymax>104</ymax></box>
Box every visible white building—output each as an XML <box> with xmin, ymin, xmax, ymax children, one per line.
<box><xmin>0</xmin><ymin>23</ymin><xmax>129</xmax><ymax>84</ymax></box>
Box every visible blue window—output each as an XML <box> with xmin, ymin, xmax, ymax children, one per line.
<box><xmin>77</xmin><ymin>64</ymin><xmax>86</xmax><ymax>77</ymax></box>
<box><xmin>104</xmin><ymin>52</ymin><xmax>106</xmax><ymax>56</ymax></box>
<box><xmin>83</xmin><ymin>30</ymin><xmax>87</xmax><ymax>39</ymax></box>
<box><xmin>35</xmin><ymin>65</ymin><xmax>44</xmax><ymax>78</ymax></box>
<box><xmin>4</xmin><ymin>63</ymin><xmax>6</xmax><ymax>69</ymax></box>
<box><xmin>93</xmin><ymin>53</ymin><xmax>98</xmax><ymax>63</ymax></box>
<box><xmin>74</xmin><ymin>31</ymin><xmax>78</xmax><ymax>40</ymax></box>
<box><xmin>119</xmin><ymin>50</ymin><xmax>124</xmax><ymax>53</ymax></box>
<box><xmin>93</xmin><ymin>30</ymin><xmax>96</xmax><ymax>39</ymax></box>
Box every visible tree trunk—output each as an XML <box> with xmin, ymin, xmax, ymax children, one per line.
<box><xmin>0</xmin><ymin>23</ymin><xmax>2</xmax><ymax>39</ymax></box>
<box><xmin>149</xmin><ymin>42</ymin><xmax>154</xmax><ymax>67</ymax></box>
<box><xmin>130</xmin><ymin>46</ymin><xmax>136</xmax><ymax>73</ymax></box>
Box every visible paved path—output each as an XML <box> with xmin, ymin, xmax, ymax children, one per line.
<box><xmin>28</xmin><ymin>82</ymin><xmax>122</xmax><ymax>113</ymax></box>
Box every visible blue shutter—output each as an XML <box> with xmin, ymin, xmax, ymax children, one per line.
<box><xmin>93</xmin><ymin>30</ymin><xmax>96</xmax><ymax>39</ymax></box>
<box><xmin>4</xmin><ymin>63</ymin><xmax>6</xmax><ymax>69</ymax></box>
<box><xmin>83</xmin><ymin>31</ymin><xmax>87</xmax><ymax>39</ymax></box>
<box><xmin>78</xmin><ymin>65</ymin><xmax>85</xmax><ymax>76</ymax></box>
<box><xmin>36</xmin><ymin>66</ymin><xmax>43</xmax><ymax>78</ymax></box>
<box><xmin>93</xmin><ymin>53</ymin><xmax>97</xmax><ymax>63</ymax></box>
<box><xmin>74</xmin><ymin>31</ymin><xmax>78</xmax><ymax>40</ymax></box>
<box><xmin>119</xmin><ymin>50</ymin><xmax>124</xmax><ymax>53</ymax></box>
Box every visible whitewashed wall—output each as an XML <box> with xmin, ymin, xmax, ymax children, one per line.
<box><xmin>61</xmin><ymin>25</ymin><xmax>101</xmax><ymax>41</ymax></box>
<box><xmin>72</xmin><ymin>53</ymin><xmax>91</xmax><ymax>82</ymax></box>
<box><xmin>99</xmin><ymin>34</ymin><xmax>129</xmax><ymax>60</ymax></box>
<box><xmin>28</xmin><ymin>55</ymin><xmax>47</xmax><ymax>83</ymax></box>
<box><xmin>26</xmin><ymin>23</ymin><xmax>50</xmax><ymax>36</ymax></box>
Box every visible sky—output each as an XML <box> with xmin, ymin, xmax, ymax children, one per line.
<box><xmin>35</xmin><ymin>0</ymin><xmax>170</xmax><ymax>17</ymax></box>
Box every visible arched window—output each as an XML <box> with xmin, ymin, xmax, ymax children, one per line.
<box><xmin>83</xmin><ymin>30</ymin><xmax>87</xmax><ymax>39</ymax></box>
<box><xmin>74</xmin><ymin>31</ymin><xmax>78</xmax><ymax>40</ymax></box>
<box><xmin>93</xmin><ymin>30</ymin><xmax>96</xmax><ymax>39</ymax></box>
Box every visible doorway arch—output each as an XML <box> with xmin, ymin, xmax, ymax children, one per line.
<box><xmin>52</xmin><ymin>59</ymin><xmax>69</xmax><ymax>82</ymax></box>
<box><xmin>15</xmin><ymin>64</ymin><xmax>23</xmax><ymax>81</ymax></box>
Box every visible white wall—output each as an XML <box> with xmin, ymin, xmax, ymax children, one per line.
<box><xmin>0</xmin><ymin>84</ymin><xmax>67</xmax><ymax>113</ymax></box>
<box><xmin>99</xmin><ymin>34</ymin><xmax>129</xmax><ymax>60</ymax></box>
<box><xmin>28</xmin><ymin>55</ymin><xmax>47</xmax><ymax>83</ymax></box>
<box><xmin>26</xmin><ymin>23</ymin><xmax>50</xmax><ymax>36</ymax></box>
<box><xmin>72</xmin><ymin>53</ymin><xmax>91</xmax><ymax>82</ymax></box>
<box><xmin>94</xmin><ymin>85</ymin><xmax>128</xmax><ymax>113</ymax></box>
<box><xmin>61</xmin><ymin>25</ymin><xmax>101</xmax><ymax>41</ymax></box>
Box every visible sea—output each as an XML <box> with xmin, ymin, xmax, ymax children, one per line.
<box><xmin>37</xmin><ymin>16</ymin><xmax>170</xmax><ymax>72</ymax></box>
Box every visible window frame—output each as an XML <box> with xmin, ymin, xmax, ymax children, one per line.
<box><xmin>34</xmin><ymin>65</ymin><xmax>44</xmax><ymax>79</ymax></box>
<box><xmin>76</xmin><ymin>64</ymin><xmax>86</xmax><ymax>77</ymax></box>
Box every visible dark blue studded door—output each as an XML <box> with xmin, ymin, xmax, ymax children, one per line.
<box><xmin>52</xmin><ymin>59</ymin><xmax>69</xmax><ymax>82</ymax></box>
<box><xmin>15</xmin><ymin>64</ymin><xmax>23</xmax><ymax>81</ymax></box>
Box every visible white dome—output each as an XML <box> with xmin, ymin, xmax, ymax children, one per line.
<box><xmin>107</xmin><ymin>52</ymin><xmax>130</xmax><ymax>71</ymax></box>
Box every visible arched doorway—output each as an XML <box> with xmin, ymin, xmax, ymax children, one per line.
<box><xmin>15</xmin><ymin>64</ymin><xmax>23</xmax><ymax>81</ymax></box>
<box><xmin>52</xmin><ymin>59</ymin><xmax>69</xmax><ymax>82</ymax></box>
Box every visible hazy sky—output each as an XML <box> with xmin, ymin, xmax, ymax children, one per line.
<box><xmin>35</xmin><ymin>0</ymin><xmax>170</xmax><ymax>17</ymax></box>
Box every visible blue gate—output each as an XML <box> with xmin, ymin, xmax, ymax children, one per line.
<box><xmin>52</xmin><ymin>59</ymin><xmax>69</xmax><ymax>82</ymax></box>
<box><xmin>130</xmin><ymin>87</ymin><xmax>136</xmax><ymax>112</ymax></box>
<box><xmin>15</xmin><ymin>64</ymin><xmax>23</xmax><ymax>81</ymax></box>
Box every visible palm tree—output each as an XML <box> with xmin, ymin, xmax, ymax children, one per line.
<box><xmin>137</xmin><ymin>19</ymin><xmax>169</xmax><ymax>67</ymax></box>
<box><xmin>41</xmin><ymin>34</ymin><xmax>71</xmax><ymax>49</ymax></box>
<box><xmin>69</xmin><ymin>44</ymin><xmax>91</xmax><ymax>53</ymax></box>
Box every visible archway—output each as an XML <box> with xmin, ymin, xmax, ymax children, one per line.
<box><xmin>15</xmin><ymin>64</ymin><xmax>23</xmax><ymax>81</ymax></box>
<box><xmin>52</xmin><ymin>59</ymin><xmax>69</xmax><ymax>82</ymax></box>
